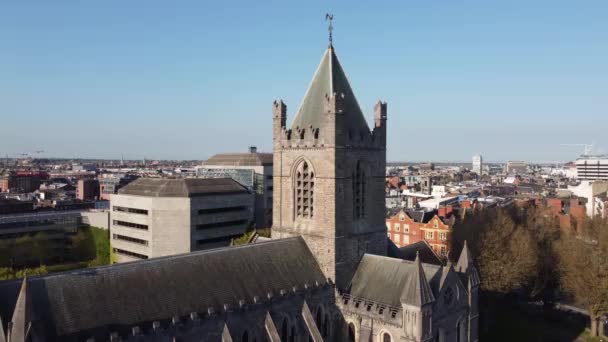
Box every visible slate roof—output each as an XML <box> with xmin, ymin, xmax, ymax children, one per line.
<box><xmin>348</xmin><ymin>254</ymin><xmax>436</xmax><ymax>307</ymax></box>
<box><xmin>398</xmin><ymin>240</ymin><xmax>443</xmax><ymax>266</ymax></box>
<box><xmin>290</xmin><ymin>44</ymin><xmax>369</xmax><ymax>132</ymax></box>
<box><xmin>0</xmin><ymin>237</ymin><xmax>325</xmax><ymax>339</ymax></box>
<box><xmin>203</xmin><ymin>153</ymin><xmax>273</xmax><ymax>167</ymax></box>
<box><xmin>117</xmin><ymin>177</ymin><xmax>248</xmax><ymax>197</ymax></box>
<box><xmin>405</xmin><ymin>208</ymin><xmax>436</xmax><ymax>223</ymax></box>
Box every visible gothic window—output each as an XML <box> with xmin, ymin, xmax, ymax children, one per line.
<box><xmin>353</xmin><ymin>161</ymin><xmax>366</xmax><ymax>219</ymax></box>
<box><xmin>323</xmin><ymin>314</ymin><xmax>329</xmax><ymax>337</ymax></box>
<box><xmin>295</xmin><ymin>161</ymin><xmax>314</xmax><ymax>218</ymax></box>
<box><xmin>281</xmin><ymin>320</ymin><xmax>288</xmax><ymax>342</ymax></box>
<box><xmin>290</xmin><ymin>326</ymin><xmax>296</xmax><ymax>342</ymax></box>
<box><xmin>348</xmin><ymin>323</ymin><xmax>356</xmax><ymax>342</ymax></box>
<box><xmin>315</xmin><ymin>308</ymin><xmax>323</xmax><ymax>334</ymax></box>
<box><xmin>443</xmin><ymin>287</ymin><xmax>454</xmax><ymax>306</ymax></box>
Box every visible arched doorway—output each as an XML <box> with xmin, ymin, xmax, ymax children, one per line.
<box><xmin>382</xmin><ymin>331</ymin><xmax>392</xmax><ymax>342</ymax></box>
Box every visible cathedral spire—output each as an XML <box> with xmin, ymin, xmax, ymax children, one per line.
<box><xmin>401</xmin><ymin>252</ymin><xmax>435</xmax><ymax>306</ymax></box>
<box><xmin>455</xmin><ymin>240</ymin><xmax>480</xmax><ymax>288</ymax></box>
<box><xmin>9</xmin><ymin>277</ymin><xmax>32</xmax><ymax>342</ymax></box>
<box><xmin>290</xmin><ymin>34</ymin><xmax>369</xmax><ymax>133</ymax></box>
<box><xmin>456</xmin><ymin>240</ymin><xmax>474</xmax><ymax>273</ymax></box>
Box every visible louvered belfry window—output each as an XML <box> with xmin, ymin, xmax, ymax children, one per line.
<box><xmin>353</xmin><ymin>161</ymin><xmax>366</xmax><ymax>219</ymax></box>
<box><xmin>295</xmin><ymin>161</ymin><xmax>314</xmax><ymax>218</ymax></box>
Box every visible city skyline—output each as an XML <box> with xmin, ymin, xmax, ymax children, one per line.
<box><xmin>1</xmin><ymin>0</ymin><xmax>606</xmax><ymax>161</ymax></box>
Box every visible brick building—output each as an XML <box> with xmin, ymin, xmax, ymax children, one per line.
<box><xmin>0</xmin><ymin>171</ymin><xmax>47</xmax><ymax>193</ymax></box>
<box><xmin>545</xmin><ymin>197</ymin><xmax>587</xmax><ymax>232</ymax></box>
<box><xmin>386</xmin><ymin>207</ymin><xmax>455</xmax><ymax>257</ymax></box>
<box><xmin>77</xmin><ymin>179</ymin><xmax>100</xmax><ymax>201</ymax></box>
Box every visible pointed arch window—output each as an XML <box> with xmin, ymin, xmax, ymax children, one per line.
<box><xmin>353</xmin><ymin>161</ymin><xmax>366</xmax><ymax>219</ymax></box>
<box><xmin>295</xmin><ymin>161</ymin><xmax>314</xmax><ymax>218</ymax></box>
<box><xmin>281</xmin><ymin>320</ymin><xmax>288</xmax><ymax>342</ymax></box>
<box><xmin>347</xmin><ymin>323</ymin><xmax>356</xmax><ymax>342</ymax></box>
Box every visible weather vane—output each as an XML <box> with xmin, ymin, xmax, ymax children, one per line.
<box><xmin>325</xmin><ymin>13</ymin><xmax>334</xmax><ymax>44</ymax></box>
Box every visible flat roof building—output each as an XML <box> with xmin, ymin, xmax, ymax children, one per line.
<box><xmin>198</xmin><ymin>146</ymin><xmax>273</xmax><ymax>228</ymax></box>
<box><xmin>110</xmin><ymin>178</ymin><xmax>254</xmax><ymax>263</ymax></box>
<box><xmin>576</xmin><ymin>155</ymin><xmax>608</xmax><ymax>181</ymax></box>
<box><xmin>506</xmin><ymin>161</ymin><xmax>528</xmax><ymax>175</ymax></box>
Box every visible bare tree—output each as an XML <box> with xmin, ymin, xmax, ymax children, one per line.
<box><xmin>557</xmin><ymin>216</ymin><xmax>608</xmax><ymax>337</ymax></box>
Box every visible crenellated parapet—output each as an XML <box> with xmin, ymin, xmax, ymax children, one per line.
<box><xmin>272</xmin><ymin>96</ymin><xmax>387</xmax><ymax>150</ymax></box>
<box><xmin>371</xmin><ymin>100</ymin><xmax>387</xmax><ymax>148</ymax></box>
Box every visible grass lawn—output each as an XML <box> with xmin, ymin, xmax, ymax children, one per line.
<box><xmin>482</xmin><ymin>303</ymin><xmax>598</xmax><ymax>342</ymax></box>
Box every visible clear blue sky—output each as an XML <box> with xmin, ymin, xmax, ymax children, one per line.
<box><xmin>1</xmin><ymin>1</ymin><xmax>606</xmax><ymax>162</ymax></box>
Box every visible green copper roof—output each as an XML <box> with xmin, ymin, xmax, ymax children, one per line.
<box><xmin>291</xmin><ymin>45</ymin><xmax>370</xmax><ymax>132</ymax></box>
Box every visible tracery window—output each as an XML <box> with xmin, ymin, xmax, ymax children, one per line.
<box><xmin>353</xmin><ymin>161</ymin><xmax>366</xmax><ymax>219</ymax></box>
<box><xmin>295</xmin><ymin>161</ymin><xmax>314</xmax><ymax>218</ymax></box>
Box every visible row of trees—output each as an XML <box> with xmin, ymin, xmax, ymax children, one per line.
<box><xmin>0</xmin><ymin>226</ymin><xmax>111</xmax><ymax>279</ymax></box>
<box><xmin>450</xmin><ymin>205</ymin><xmax>608</xmax><ymax>336</ymax></box>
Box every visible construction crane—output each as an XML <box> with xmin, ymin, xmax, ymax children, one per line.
<box><xmin>560</xmin><ymin>143</ymin><xmax>595</xmax><ymax>156</ymax></box>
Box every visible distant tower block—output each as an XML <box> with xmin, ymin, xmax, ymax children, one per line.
<box><xmin>472</xmin><ymin>154</ymin><xmax>483</xmax><ymax>175</ymax></box>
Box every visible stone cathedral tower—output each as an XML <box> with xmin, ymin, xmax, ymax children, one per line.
<box><xmin>272</xmin><ymin>40</ymin><xmax>388</xmax><ymax>290</ymax></box>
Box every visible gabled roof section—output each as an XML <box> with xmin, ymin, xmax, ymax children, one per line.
<box><xmin>0</xmin><ymin>237</ymin><xmax>325</xmax><ymax>340</ymax></box>
<box><xmin>349</xmin><ymin>254</ymin><xmax>436</xmax><ymax>308</ymax></box>
<box><xmin>290</xmin><ymin>45</ymin><xmax>369</xmax><ymax>132</ymax></box>
<box><xmin>398</xmin><ymin>240</ymin><xmax>443</xmax><ymax>266</ymax></box>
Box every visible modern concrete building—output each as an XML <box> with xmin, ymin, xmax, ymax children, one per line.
<box><xmin>197</xmin><ymin>146</ymin><xmax>273</xmax><ymax>228</ymax></box>
<box><xmin>472</xmin><ymin>154</ymin><xmax>483</xmax><ymax>175</ymax></box>
<box><xmin>576</xmin><ymin>155</ymin><xmax>608</xmax><ymax>181</ymax></box>
<box><xmin>99</xmin><ymin>174</ymin><xmax>138</xmax><ymax>201</ymax></box>
<box><xmin>110</xmin><ymin>178</ymin><xmax>253</xmax><ymax>262</ymax></box>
